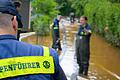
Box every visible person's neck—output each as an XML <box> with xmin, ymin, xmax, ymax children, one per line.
<box><xmin>0</xmin><ymin>29</ymin><xmax>16</xmax><ymax>36</ymax></box>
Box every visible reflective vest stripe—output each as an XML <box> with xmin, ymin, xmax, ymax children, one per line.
<box><xmin>53</xmin><ymin>26</ymin><xmax>58</xmax><ymax>30</ymax></box>
<box><xmin>0</xmin><ymin>47</ymin><xmax>54</xmax><ymax>79</ymax></box>
<box><xmin>80</xmin><ymin>31</ymin><xmax>87</xmax><ymax>35</ymax></box>
<box><xmin>43</xmin><ymin>46</ymin><xmax>49</xmax><ymax>56</ymax></box>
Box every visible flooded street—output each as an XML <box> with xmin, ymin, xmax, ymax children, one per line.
<box><xmin>22</xmin><ymin>34</ymin><xmax>52</xmax><ymax>47</ymax></box>
<box><xmin>22</xmin><ymin>20</ymin><xmax>120</xmax><ymax>80</ymax></box>
<box><xmin>63</xmin><ymin>22</ymin><xmax>120</xmax><ymax>80</ymax></box>
<box><xmin>90</xmin><ymin>34</ymin><xmax>120</xmax><ymax>80</ymax></box>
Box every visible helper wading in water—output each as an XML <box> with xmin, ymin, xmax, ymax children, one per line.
<box><xmin>52</xmin><ymin>15</ymin><xmax>62</xmax><ymax>51</ymax></box>
<box><xmin>76</xmin><ymin>16</ymin><xmax>92</xmax><ymax>77</ymax></box>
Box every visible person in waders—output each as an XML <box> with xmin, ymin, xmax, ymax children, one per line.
<box><xmin>76</xmin><ymin>16</ymin><xmax>92</xmax><ymax>77</ymax></box>
<box><xmin>52</xmin><ymin>16</ymin><xmax>62</xmax><ymax>51</ymax></box>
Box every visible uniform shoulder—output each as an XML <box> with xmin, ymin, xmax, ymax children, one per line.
<box><xmin>49</xmin><ymin>48</ymin><xmax>59</xmax><ymax>57</ymax></box>
<box><xmin>18</xmin><ymin>41</ymin><xmax>58</xmax><ymax>57</ymax></box>
<box><xmin>17</xmin><ymin>41</ymin><xmax>43</xmax><ymax>54</ymax></box>
<box><xmin>18</xmin><ymin>41</ymin><xmax>41</xmax><ymax>48</ymax></box>
<box><xmin>86</xmin><ymin>24</ymin><xmax>91</xmax><ymax>27</ymax></box>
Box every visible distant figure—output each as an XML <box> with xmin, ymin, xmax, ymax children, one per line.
<box><xmin>76</xmin><ymin>16</ymin><xmax>92</xmax><ymax>76</ymax></box>
<box><xmin>52</xmin><ymin>16</ymin><xmax>62</xmax><ymax>51</ymax></box>
<box><xmin>14</xmin><ymin>1</ymin><xmax>23</xmax><ymax>40</ymax></box>
<box><xmin>70</xmin><ymin>12</ymin><xmax>75</xmax><ymax>24</ymax></box>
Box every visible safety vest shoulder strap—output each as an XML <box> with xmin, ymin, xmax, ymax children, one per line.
<box><xmin>43</xmin><ymin>46</ymin><xmax>50</xmax><ymax>57</ymax></box>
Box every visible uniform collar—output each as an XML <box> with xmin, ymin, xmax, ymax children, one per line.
<box><xmin>80</xmin><ymin>23</ymin><xmax>88</xmax><ymax>28</ymax></box>
<box><xmin>0</xmin><ymin>34</ymin><xmax>17</xmax><ymax>40</ymax></box>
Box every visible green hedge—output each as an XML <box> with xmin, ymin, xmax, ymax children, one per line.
<box><xmin>83</xmin><ymin>0</ymin><xmax>120</xmax><ymax>47</ymax></box>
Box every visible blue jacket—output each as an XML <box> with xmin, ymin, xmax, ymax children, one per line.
<box><xmin>0</xmin><ymin>35</ymin><xmax>67</xmax><ymax>80</ymax></box>
<box><xmin>52</xmin><ymin>19</ymin><xmax>60</xmax><ymax>37</ymax></box>
<box><xmin>53</xmin><ymin>19</ymin><xmax>59</xmax><ymax>27</ymax></box>
<box><xmin>78</xmin><ymin>24</ymin><xmax>91</xmax><ymax>36</ymax></box>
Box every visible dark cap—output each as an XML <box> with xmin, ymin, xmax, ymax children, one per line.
<box><xmin>0</xmin><ymin>0</ymin><xmax>17</xmax><ymax>16</ymax></box>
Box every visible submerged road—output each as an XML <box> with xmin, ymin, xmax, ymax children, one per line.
<box><xmin>21</xmin><ymin>19</ymin><xmax>120</xmax><ymax>80</ymax></box>
<box><xmin>59</xmin><ymin>20</ymin><xmax>120</xmax><ymax>80</ymax></box>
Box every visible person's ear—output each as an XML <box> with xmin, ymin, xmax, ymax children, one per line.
<box><xmin>12</xmin><ymin>16</ymin><xmax>17</xmax><ymax>31</ymax></box>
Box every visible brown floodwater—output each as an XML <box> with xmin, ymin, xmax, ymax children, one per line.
<box><xmin>22</xmin><ymin>22</ymin><xmax>120</xmax><ymax>80</ymax></box>
<box><xmin>22</xmin><ymin>34</ymin><xmax>52</xmax><ymax>47</ymax></box>
<box><xmin>65</xmin><ymin>24</ymin><xmax>120</xmax><ymax>80</ymax></box>
<box><xmin>89</xmin><ymin>34</ymin><xmax>120</xmax><ymax>80</ymax></box>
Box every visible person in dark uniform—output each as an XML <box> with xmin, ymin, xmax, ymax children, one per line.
<box><xmin>70</xmin><ymin>12</ymin><xmax>75</xmax><ymax>24</ymax></box>
<box><xmin>0</xmin><ymin>0</ymin><xmax>67</xmax><ymax>80</ymax></box>
<box><xmin>14</xmin><ymin>1</ymin><xmax>23</xmax><ymax>41</ymax></box>
<box><xmin>76</xmin><ymin>16</ymin><xmax>92</xmax><ymax>76</ymax></box>
<box><xmin>52</xmin><ymin>16</ymin><xmax>62</xmax><ymax>51</ymax></box>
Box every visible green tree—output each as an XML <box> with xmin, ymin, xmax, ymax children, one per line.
<box><xmin>31</xmin><ymin>0</ymin><xmax>58</xmax><ymax>36</ymax></box>
<box><xmin>71</xmin><ymin>0</ymin><xmax>89</xmax><ymax>16</ymax></box>
<box><xmin>109</xmin><ymin>0</ymin><xmax>120</xmax><ymax>3</ymax></box>
<box><xmin>32</xmin><ymin>16</ymin><xmax>50</xmax><ymax>36</ymax></box>
<box><xmin>55</xmin><ymin>0</ymin><xmax>75</xmax><ymax>16</ymax></box>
